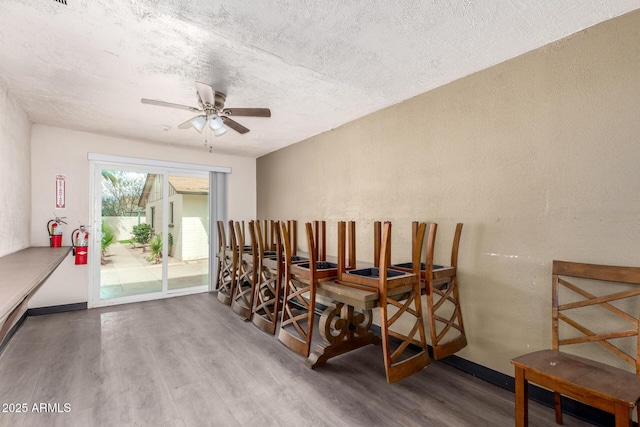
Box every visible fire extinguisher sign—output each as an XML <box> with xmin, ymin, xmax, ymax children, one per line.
<box><xmin>55</xmin><ymin>174</ymin><xmax>66</xmax><ymax>209</ymax></box>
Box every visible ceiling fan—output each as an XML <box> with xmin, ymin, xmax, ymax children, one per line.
<box><xmin>141</xmin><ymin>82</ymin><xmax>271</xmax><ymax>136</ymax></box>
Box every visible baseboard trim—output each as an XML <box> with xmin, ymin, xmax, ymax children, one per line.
<box><xmin>27</xmin><ymin>302</ymin><xmax>87</xmax><ymax>316</ymax></box>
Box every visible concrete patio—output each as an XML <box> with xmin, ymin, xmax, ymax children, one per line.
<box><xmin>100</xmin><ymin>243</ymin><xmax>208</xmax><ymax>299</ymax></box>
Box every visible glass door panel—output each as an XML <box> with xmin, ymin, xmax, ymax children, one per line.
<box><xmin>167</xmin><ymin>174</ymin><xmax>210</xmax><ymax>291</ymax></box>
<box><xmin>100</xmin><ymin>170</ymin><xmax>164</xmax><ymax>300</ymax></box>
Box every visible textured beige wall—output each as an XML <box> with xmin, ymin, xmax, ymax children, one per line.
<box><xmin>257</xmin><ymin>11</ymin><xmax>640</xmax><ymax>375</ymax></box>
<box><xmin>0</xmin><ymin>80</ymin><xmax>32</xmax><ymax>257</ymax></box>
<box><xmin>29</xmin><ymin>125</ymin><xmax>256</xmax><ymax>307</ymax></box>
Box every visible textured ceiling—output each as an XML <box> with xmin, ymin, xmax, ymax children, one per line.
<box><xmin>1</xmin><ymin>1</ymin><xmax>639</xmax><ymax>158</ymax></box>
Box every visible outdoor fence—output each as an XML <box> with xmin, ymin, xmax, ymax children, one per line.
<box><xmin>102</xmin><ymin>216</ymin><xmax>146</xmax><ymax>242</ymax></box>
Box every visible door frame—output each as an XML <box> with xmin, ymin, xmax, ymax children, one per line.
<box><xmin>87</xmin><ymin>153</ymin><xmax>229</xmax><ymax>308</ymax></box>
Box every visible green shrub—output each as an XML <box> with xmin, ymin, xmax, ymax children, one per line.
<box><xmin>101</xmin><ymin>221</ymin><xmax>115</xmax><ymax>253</ymax></box>
<box><xmin>132</xmin><ymin>223</ymin><xmax>153</xmax><ymax>245</ymax></box>
<box><xmin>101</xmin><ymin>221</ymin><xmax>116</xmax><ymax>265</ymax></box>
<box><xmin>147</xmin><ymin>234</ymin><xmax>163</xmax><ymax>264</ymax></box>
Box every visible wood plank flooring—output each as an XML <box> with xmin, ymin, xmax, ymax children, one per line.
<box><xmin>0</xmin><ymin>293</ymin><xmax>592</xmax><ymax>427</ymax></box>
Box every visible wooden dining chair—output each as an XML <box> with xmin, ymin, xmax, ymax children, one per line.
<box><xmin>217</xmin><ymin>220</ymin><xmax>237</xmax><ymax>305</ymax></box>
<box><xmin>512</xmin><ymin>260</ymin><xmax>640</xmax><ymax>427</ymax></box>
<box><xmin>378</xmin><ymin>221</ymin><xmax>430</xmax><ymax>383</ymax></box>
<box><xmin>251</xmin><ymin>221</ymin><xmax>284</xmax><ymax>335</ymax></box>
<box><xmin>278</xmin><ymin>222</ymin><xmax>318</xmax><ymax>357</ymax></box>
<box><xmin>424</xmin><ymin>223</ymin><xmax>467</xmax><ymax>360</ymax></box>
<box><xmin>231</xmin><ymin>220</ymin><xmax>257</xmax><ymax>320</ymax></box>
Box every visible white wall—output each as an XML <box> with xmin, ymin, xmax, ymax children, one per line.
<box><xmin>28</xmin><ymin>252</ymin><xmax>84</xmax><ymax>308</ymax></box>
<box><xmin>0</xmin><ymin>79</ymin><xmax>32</xmax><ymax>257</ymax></box>
<box><xmin>30</xmin><ymin>125</ymin><xmax>256</xmax><ymax>307</ymax></box>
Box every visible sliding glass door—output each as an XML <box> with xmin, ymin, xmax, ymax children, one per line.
<box><xmin>91</xmin><ymin>160</ymin><xmax>216</xmax><ymax>307</ymax></box>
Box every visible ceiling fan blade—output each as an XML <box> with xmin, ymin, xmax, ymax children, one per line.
<box><xmin>178</xmin><ymin>115</ymin><xmax>207</xmax><ymax>132</ymax></box>
<box><xmin>221</xmin><ymin>117</ymin><xmax>250</xmax><ymax>134</ymax></box>
<box><xmin>222</xmin><ymin>108</ymin><xmax>271</xmax><ymax>117</ymax></box>
<box><xmin>141</xmin><ymin>98</ymin><xmax>201</xmax><ymax>112</ymax></box>
<box><xmin>178</xmin><ymin>119</ymin><xmax>193</xmax><ymax>130</ymax></box>
<box><xmin>195</xmin><ymin>82</ymin><xmax>216</xmax><ymax>105</ymax></box>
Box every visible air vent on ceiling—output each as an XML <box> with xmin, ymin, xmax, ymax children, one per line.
<box><xmin>54</xmin><ymin>0</ymin><xmax>67</xmax><ymax>4</ymax></box>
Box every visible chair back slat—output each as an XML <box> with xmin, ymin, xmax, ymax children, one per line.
<box><xmin>337</xmin><ymin>221</ymin><xmax>346</xmax><ymax>281</ymax></box>
<box><xmin>373</xmin><ymin>221</ymin><xmax>381</xmax><ymax>268</ymax></box>
<box><xmin>450</xmin><ymin>223</ymin><xmax>463</xmax><ymax>268</ymax></box>
<box><xmin>552</xmin><ymin>260</ymin><xmax>640</xmax><ymax>373</ymax></box>
<box><xmin>554</xmin><ymin>261</ymin><xmax>640</xmax><ymax>285</ymax></box>
<box><xmin>348</xmin><ymin>221</ymin><xmax>356</xmax><ymax>268</ymax></box>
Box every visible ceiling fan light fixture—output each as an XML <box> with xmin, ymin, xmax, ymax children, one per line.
<box><xmin>190</xmin><ymin>116</ymin><xmax>207</xmax><ymax>133</ymax></box>
<box><xmin>209</xmin><ymin>115</ymin><xmax>224</xmax><ymax>130</ymax></box>
<box><xmin>209</xmin><ymin>115</ymin><xmax>227</xmax><ymax>136</ymax></box>
<box><xmin>213</xmin><ymin>125</ymin><xmax>227</xmax><ymax>137</ymax></box>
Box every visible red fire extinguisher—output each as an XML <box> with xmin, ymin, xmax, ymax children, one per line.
<box><xmin>72</xmin><ymin>225</ymin><xmax>89</xmax><ymax>265</ymax></box>
<box><xmin>47</xmin><ymin>215</ymin><xmax>67</xmax><ymax>248</ymax></box>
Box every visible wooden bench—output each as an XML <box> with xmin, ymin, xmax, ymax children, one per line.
<box><xmin>511</xmin><ymin>260</ymin><xmax>640</xmax><ymax>427</ymax></box>
<box><xmin>0</xmin><ymin>246</ymin><xmax>71</xmax><ymax>348</ymax></box>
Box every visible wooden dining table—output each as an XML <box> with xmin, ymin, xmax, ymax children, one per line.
<box><xmin>301</xmin><ymin>254</ymin><xmax>456</xmax><ymax>369</ymax></box>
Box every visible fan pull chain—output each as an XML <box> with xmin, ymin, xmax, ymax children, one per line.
<box><xmin>209</xmin><ymin>119</ymin><xmax>214</xmax><ymax>153</ymax></box>
<box><xmin>204</xmin><ymin>122</ymin><xmax>212</xmax><ymax>153</ymax></box>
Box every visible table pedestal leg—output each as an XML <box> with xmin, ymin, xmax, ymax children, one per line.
<box><xmin>306</xmin><ymin>302</ymin><xmax>380</xmax><ymax>368</ymax></box>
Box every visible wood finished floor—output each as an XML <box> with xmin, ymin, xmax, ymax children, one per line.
<box><xmin>0</xmin><ymin>293</ymin><xmax>592</xmax><ymax>427</ymax></box>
